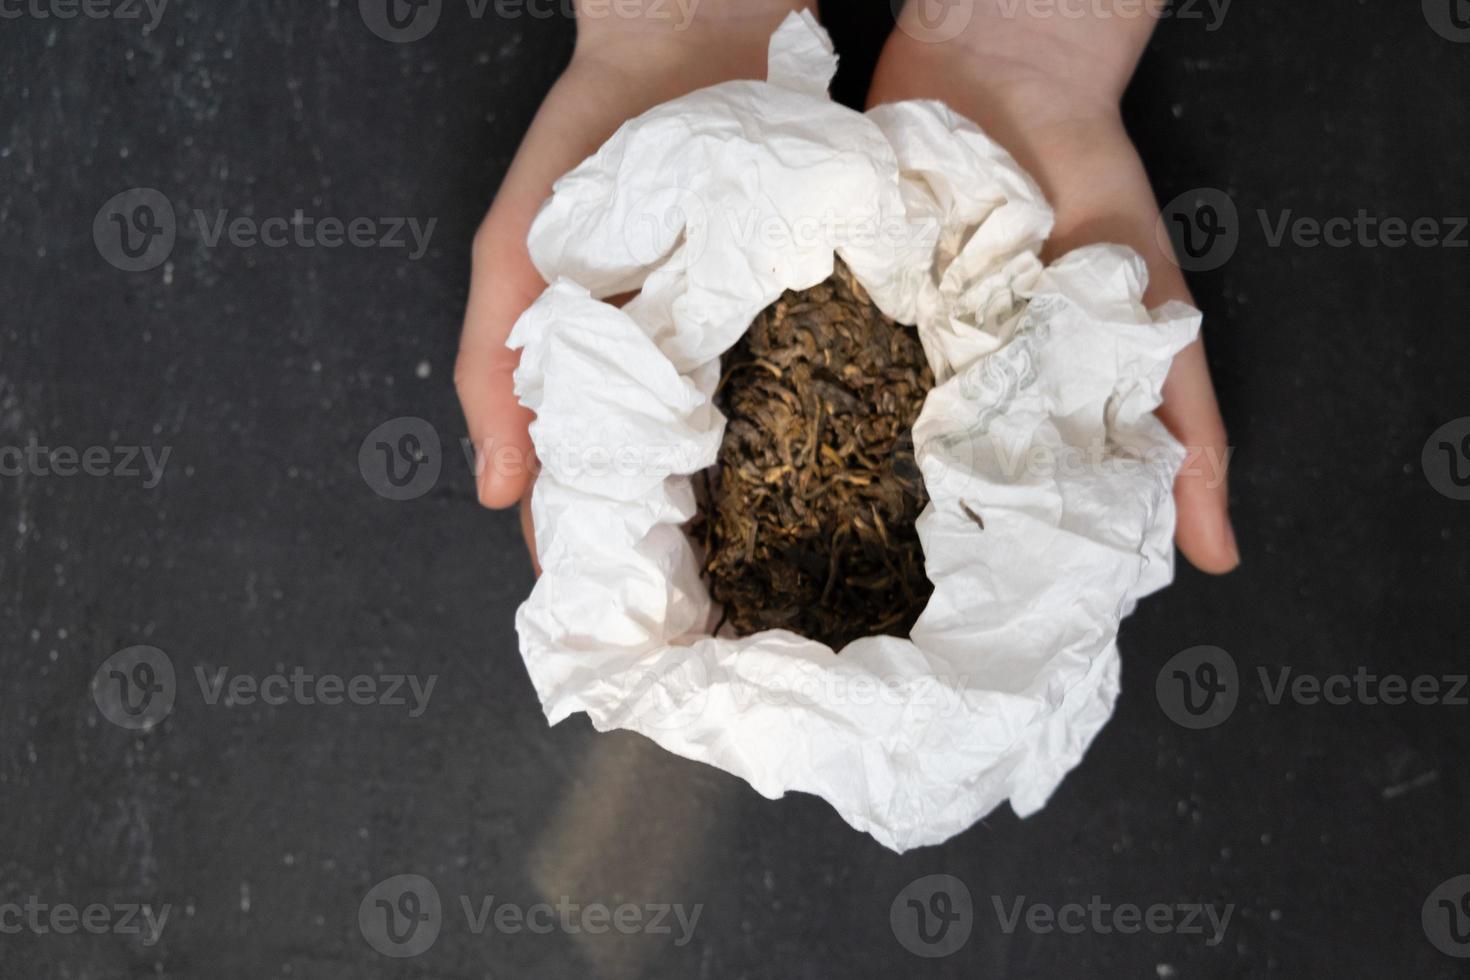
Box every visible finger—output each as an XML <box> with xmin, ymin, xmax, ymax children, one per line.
<box><xmin>455</xmin><ymin>60</ymin><xmax>692</xmax><ymax>510</ymax></box>
<box><xmin>1137</xmin><ymin>197</ymin><xmax>1240</xmax><ymax>576</ymax></box>
<box><xmin>456</xmin><ymin>204</ymin><xmax>543</xmax><ymax>509</ymax></box>
<box><xmin>1156</xmin><ymin>337</ymin><xmax>1238</xmax><ymax>574</ymax></box>
<box><xmin>1042</xmin><ymin>167</ymin><xmax>1240</xmax><ymax>575</ymax></box>
<box><xmin>455</xmin><ymin>74</ymin><xmax>611</xmax><ymax>509</ymax></box>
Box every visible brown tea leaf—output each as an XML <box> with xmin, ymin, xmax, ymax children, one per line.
<box><xmin>701</xmin><ymin>259</ymin><xmax>937</xmax><ymax>649</ymax></box>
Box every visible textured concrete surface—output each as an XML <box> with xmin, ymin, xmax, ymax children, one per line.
<box><xmin>2</xmin><ymin>2</ymin><xmax>1469</xmax><ymax>977</ymax></box>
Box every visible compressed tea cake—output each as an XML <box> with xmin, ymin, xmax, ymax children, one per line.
<box><xmin>702</xmin><ymin>258</ymin><xmax>936</xmax><ymax>649</ymax></box>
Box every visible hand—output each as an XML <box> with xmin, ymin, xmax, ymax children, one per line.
<box><xmin>454</xmin><ymin>0</ymin><xmax>815</xmax><ymax>551</ymax></box>
<box><xmin>868</xmin><ymin>5</ymin><xmax>1239</xmax><ymax>574</ymax></box>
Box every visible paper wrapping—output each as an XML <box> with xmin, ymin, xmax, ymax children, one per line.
<box><xmin>507</xmin><ymin>11</ymin><xmax>1200</xmax><ymax>852</ymax></box>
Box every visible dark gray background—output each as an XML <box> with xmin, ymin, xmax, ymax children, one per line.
<box><xmin>3</xmin><ymin>1</ymin><xmax>1469</xmax><ymax>977</ymax></box>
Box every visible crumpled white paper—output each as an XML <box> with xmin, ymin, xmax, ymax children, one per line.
<box><xmin>508</xmin><ymin>11</ymin><xmax>1200</xmax><ymax>852</ymax></box>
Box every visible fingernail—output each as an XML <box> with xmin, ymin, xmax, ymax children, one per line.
<box><xmin>1224</xmin><ymin>519</ymin><xmax>1241</xmax><ymax>567</ymax></box>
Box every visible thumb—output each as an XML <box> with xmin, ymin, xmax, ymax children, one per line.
<box><xmin>455</xmin><ymin>205</ymin><xmax>542</xmax><ymax>509</ymax></box>
<box><xmin>1158</xmin><ymin>337</ymin><xmax>1239</xmax><ymax>574</ymax></box>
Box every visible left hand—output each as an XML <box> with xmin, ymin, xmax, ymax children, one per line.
<box><xmin>867</xmin><ymin>17</ymin><xmax>1239</xmax><ymax>574</ymax></box>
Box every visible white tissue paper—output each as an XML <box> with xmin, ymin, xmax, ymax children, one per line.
<box><xmin>508</xmin><ymin>11</ymin><xmax>1200</xmax><ymax>852</ymax></box>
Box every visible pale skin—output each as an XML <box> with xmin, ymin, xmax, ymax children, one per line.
<box><xmin>455</xmin><ymin>0</ymin><xmax>1239</xmax><ymax>574</ymax></box>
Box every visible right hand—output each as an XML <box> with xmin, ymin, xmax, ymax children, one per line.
<box><xmin>454</xmin><ymin>1</ymin><xmax>814</xmax><ymax>556</ymax></box>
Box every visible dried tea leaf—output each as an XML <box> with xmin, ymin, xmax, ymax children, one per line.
<box><xmin>702</xmin><ymin>258</ymin><xmax>936</xmax><ymax>649</ymax></box>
